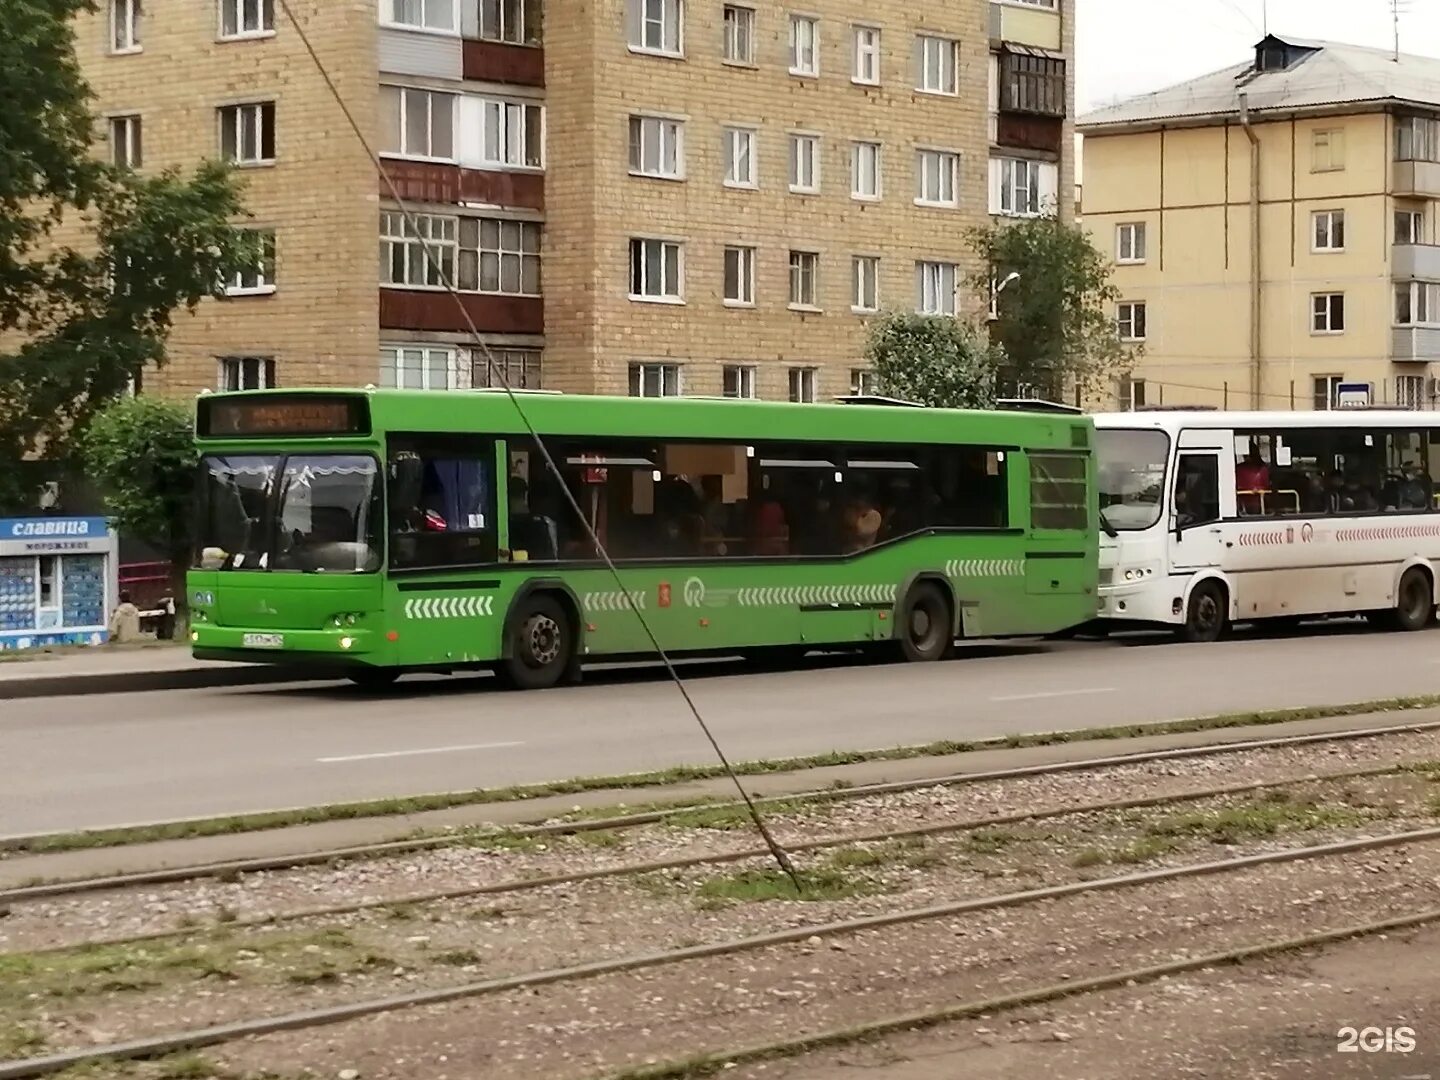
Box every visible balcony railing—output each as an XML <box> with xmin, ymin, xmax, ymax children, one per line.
<box><xmin>1394</xmin><ymin>243</ymin><xmax>1440</xmax><ymax>280</ymax></box>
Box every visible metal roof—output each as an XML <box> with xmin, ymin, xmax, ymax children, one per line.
<box><xmin>1079</xmin><ymin>34</ymin><xmax>1440</xmax><ymax>131</ymax></box>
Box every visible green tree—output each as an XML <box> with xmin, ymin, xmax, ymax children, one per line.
<box><xmin>0</xmin><ymin>0</ymin><xmax>258</xmax><ymax>512</ymax></box>
<box><xmin>865</xmin><ymin>311</ymin><xmax>1004</xmax><ymax>410</ymax></box>
<box><xmin>968</xmin><ymin>215</ymin><xmax>1136</xmax><ymax>402</ymax></box>
<box><xmin>81</xmin><ymin>396</ymin><xmax>197</xmax><ymax>576</ymax></box>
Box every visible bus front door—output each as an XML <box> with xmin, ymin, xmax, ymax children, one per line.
<box><xmin>1169</xmin><ymin>450</ymin><xmax>1230</xmax><ymax>572</ymax></box>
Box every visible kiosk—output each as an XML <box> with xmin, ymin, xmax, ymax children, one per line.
<box><xmin>0</xmin><ymin>516</ymin><xmax>117</xmax><ymax>651</ymax></box>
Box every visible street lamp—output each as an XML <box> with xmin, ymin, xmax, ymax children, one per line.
<box><xmin>989</xmin><ymin>271</ymin><xmax>1020</xmax><ymax>319</ymax></box>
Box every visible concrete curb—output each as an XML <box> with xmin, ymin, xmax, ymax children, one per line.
<box><xmin>0</xmin><ymin>665</ymin><xmax>341</xmax><ymax>699</ymax></box>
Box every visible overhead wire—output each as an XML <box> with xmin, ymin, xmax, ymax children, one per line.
<box><xmin>273</xmin><ymin>0</ymin><xmax>800</xmax><ymax>888</ymax></box>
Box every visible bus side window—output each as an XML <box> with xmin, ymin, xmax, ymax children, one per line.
<box><xmin>1174</xmin><ymin>455</ymin><xmax>1220</xmax><ymax>528</ymax></box>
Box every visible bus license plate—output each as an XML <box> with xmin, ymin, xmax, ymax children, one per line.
<box><xmin>243</xmin><ymin>633</ymin><xmax>284</xmax><ymax>649</ymax></box>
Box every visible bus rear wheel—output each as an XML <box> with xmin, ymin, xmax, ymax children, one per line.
<box><xmin>897</xmin><ymin>583</ymin><xmax>954</xmax><ymax>663</ymax></box>
<box><xmin>1390</xmin><ymin>567</ymin><xmax>1435</xmax><ymax>632</ymax></box>
<box><xmin>499</xmin><ymin>595</ymin><xmax>574</xmax><ymax>691</ymax></box>
<box><xmin>1180</xmin><ymin>581</ymin><xmax>1227</xmax><ymax>643</ymax></box>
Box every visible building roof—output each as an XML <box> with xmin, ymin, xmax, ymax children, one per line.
<box><xmin>1080</xmin><ymin>34</ymin><xmax>1440</xmax><ymax>132</ymax></box>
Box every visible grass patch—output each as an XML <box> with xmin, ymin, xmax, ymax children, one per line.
<box><xmin>573</xmin><ymin>829</ymin><xmax>625</xmax><ymax>848</ymax></box>
<box><xmin>9</xmin><ymin>694</ymin><xmax>1440</xmax><ymax>856</ymax></box>
<box><xmin>0</xmin><ymin>1022</ymin><xmax>45</xmax><ymax>1057</ymax></box>
<box><xmin>1071</xmin><ymin>836</ymin><xmax>1182</xmax><ymax>868</ymax></box>
<box><xmin>965</xmin><ymin>828</ymin><xmax>1023</xmax><ymax>855</ymax></box>
<box><xmin>694</xmin><ymin>867</ymin><xmax>881</xmax><ymax>906</ymax></box>
<box><xmin>457</xmin><ymin>830</ymin><xmax>547</xmax><ymax>853</ymax></box>
<box><xmin>666</xmin><ymin>800</ymin><xmax>811</xmax><ymax>831</ymax></box>
<box><xmin>827</xmin><ymin>846</ymin><xmax>889</xmax><ymax>869</ymax></box>
<box><xmin>1146</xmin><ymin>797</ymin><xmax>1371</xmax><ymax>845</ymax></box>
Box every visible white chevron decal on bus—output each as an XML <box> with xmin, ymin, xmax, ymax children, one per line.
<box><xmin>403</xmin><ymin>595</ymin><xmax>495</xmax><ymax>620</ymax></box>
<box><xmin>944</xmin><ymin>559</ymin><xmax>1025</xmax><ymax>578</ymax></box>
<box><xmin>735</xmin><ymin>583</ymin><xmax>897</xmax><ymax>607</ymax></box>
<box><xmin>582</xmin><ymin>590</ymin><xmax>648</xmax><ymax>612</ymax></box>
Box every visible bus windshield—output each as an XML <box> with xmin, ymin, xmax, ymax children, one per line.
<box><xmin>1096</xmin><ymin>429</ymin><xmax>1169</xmax><ymax>531</ymax></box>
<box><xmin>195</xmin><ymin>453</ymin><xmax>382</xmax><ymax>572</ymax></box>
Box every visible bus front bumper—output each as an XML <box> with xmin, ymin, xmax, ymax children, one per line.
<box><xmin>1097</xmin><ymin>583</ymin><xmax>1184</xmax><ymax>626</ymax></box>
<box><xmin>190</xmin><ymin>625</ymin><xmax>380</xmax><ymax>660</ymax></box>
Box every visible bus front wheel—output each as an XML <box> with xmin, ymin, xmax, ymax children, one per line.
<box><xmin>897</xmin><ymin>583</ymin><xmax>954</xmax><ymax>663</ymax></box>
<box><xmin>1179</xmin><ymin>581</ymin><xmax>1228</xmax><ymax>643</ymax></box>
<box><xmin>499</xmin><ymin>594</ymin><xmax>574</xmax><ymax>690</ymax></box>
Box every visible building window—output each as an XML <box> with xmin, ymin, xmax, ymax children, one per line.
<box><xmin>381</xmin><ymin>345</ymin><xmax>459</xmax><ymax>390</ymax></box>
<box><xmin>472</xmin><ymin>347</ymin><xmax>542</xmax><ymax>389</ymax></box>
<box><xmin>851</xmin><ymin>141</ymin><xmax>881</xmax><ymax>200</ymax></box>
<box><xmin>1313</xmin><ymin>375</ymin><xmax>1343</xmax><ymax>410</ymax></box>
<box><xmin>789</xmin><ymin>15</ymin><xmax>819</xmax><ymax>76</ymax></box>
<box><xmin>723</xmin><ymin>127</ymin><xmax>757</xmax><ymax>188</ymax></box>
<box><xmin>852</xmin><ymin>25</ymin><xmax>880</xmax><ymax>84</ymax></box>
<box><xmin>629</xmin><ymin>238</ymin><xmax>683</xmax><ymax>301</ymax></box>
<box><xmin>916</xmin><ymin>35</ymin><xmax>958</xmax><ymax>95</ymax></box>
<box><xmin>219</xmin><ymin>102</ymin><xmax>276</xmax><ymax>165</ymax></box>
<box><xmin>915</xmin><ymin>149</ymin><xmax>959</xmax><ymax>207</ymax></box>
<box><xmin>1311</xmin><ymin>292</ymin><xmax>1345</xmax><ymax>334</ymax></box>
<box><xmin>218</xmin><ymin>356</ymin><xmax>276</xmax><ymax>391</ymax></box>
<box><xmin>111</xmin><ymin>0</ymin><xmax>142</xmax><ymax>52</ymax></box>
<box><xmin>852</xmin><ymin>255</ymin><xmax>879</xmax><ymax>312</ymax></box>
<box><xmin>481</xmin><ymin>98</ymin><xmax>543</xmax><ymax>168</ymax></box>
<box><xmin>109</xmin><ymin>115</ymin><xmax>142</xmax><ymax>169</ymax></box>
<box><xmin>788</xmin><ymin>367</ymin><xmax>818</xmax><ymax>403</ymax></box>
<box><xmin>1312</xmin><ymin>209</ymin><xmax>1345</xmax><ymax>252</ymax></box>
<box><xmin>628</xmin><ymin>115</ymin><xmax>684</xmax><ymax>179</ymax></box>
<box><xmin>382</xmin><ymin>0</ymin><xmax>458</xmax><ymax>32</ymax></box>
<box><xmin>1312</xmin><ymin>128</ymin><xmax>1345</xmax><ymax>172</ymax></box>
<box><xmin>629</xmin><ymin>0</ymin><xmax>682</xmax><ymax>55</ymax></box>
<box><xmin>381</xmin><ymin>211</ymin><xmax>457</xmax><ymax>288</ymax></box>
<box><xmin>460</xmin><ymin>218</ymin><xmax>541</xmax><ymax>295</ymax></box>
<box><xmin>999</xmin><ymin>52</ymin><xmax>1065</xmax><ymax>116</ymax></box>
<box><xmin>991</xmin><ymin>156</ymin><xmax>1054</xmax><ymax>217</ymax></box>
<box><xmin>722</xmin><ymin>4</ymin><xmax>754</xmax><ymax>64</ymax></box>
<box><xmin>850</xmin><ymin>368</ymin><xmax>876</xmax><ymax>395</ymax></box>
<box><xmin>379</xmin><ymin>86</ymin><xmax>455</xmax><ymax>161</ymax></box>
<box><xmin>723</xmin><ymin>364</ymin><xmax>757</xmax><ymax>399</ymax></box>
<box><xmin>1118</xmin><ymin>375</ymin><xmax>1146</xmax><ymax>410</ymax></box>
<box><xmin>1116</xmin><ymin>222</ymin><xmax>1146</xmax><ymax>264</ymax></box>
<box><xmin>226</xmin><ymin>229</ymin><xmax>276</xmax><ymax>295</ymax></box>
<box><xmin>789</xmin><ymin>133</ymin><xmax>819</xmax><ymax>193</ymax></box>
<box><xmin>630</xmin><ymin>362</ymin><xmax>682</xmax><ymax>397</ymax></box>
<box><xmin>1396</xmin><ymin>207</ymin><xmax>1425</xmax><ymax>245</ymax></box>
<box><xmin>1396</xmin><ymin>116</ymin><xmax>1440</xmax><ymax>163</ymax></box>
<box><xmin>1116</xmin><ymin>301</ymin><xmax>1147</xmax><ymax>341</ymax></box>
<box><xmin>1394</xmin><ymin>281</ymin><xmax>1440</xmax><ymax>326</ymax></box>
<box><xmin>916</xmin><ymin>261</ymin><xmax>957</xmax><ymax>316</ymax></box>
<box><xmin>789</xmin><ymin>250</ymin><xmax>820</xmax><ymax>308</ymax></box>
<box><xmin>723</xmin><ymin>245</ymin><xmax>756</xmax><ymax>306</ymax></box>
<box><xmin>479</xmin><ymin>0</ymin><xmax>539</xmax><ymax>44</ymax></box>
<box><xmin>220</xmin><ymin>0</ymin><xmax>274</xmax><ymax>38</ymax></box>
<box><xmin>1397</xmin><ymin>375</ymin><xmax>1426</xmax><ymax>408</ymax></box>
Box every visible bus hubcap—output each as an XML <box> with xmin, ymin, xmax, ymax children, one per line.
<box><xmin>525</xmin><ymin>616</ymin><xmax>562</xmax><ymax>666</ymax></box>
<box><xmin>1196</xmin><ymin>596</ymin><xmax>1218</xmax><ymax>629</ymax></box>
<box><xmin>910</xmin><ymin>609</ymin><xmax>932</xmax><ymax>641</ymax></box>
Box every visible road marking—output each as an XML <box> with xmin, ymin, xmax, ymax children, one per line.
<box><xmin>317</xmin><ymin>741</ymin><xmax>524</xmax><ymax>764</ymax></box>
<box><xmin>990</xmin><ymin>688</ymin><xmax>1117</xmax><ymax>703</ymax></box>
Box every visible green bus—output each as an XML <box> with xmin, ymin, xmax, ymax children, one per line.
<box><xmin>188</xmin><ymin>389</ymin><xmax>1098</xmax><ymax>689</ymax></box>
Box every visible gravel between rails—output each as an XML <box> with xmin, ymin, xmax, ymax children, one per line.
<box><xmin>4</xmin><ymin>727</ymin><xmax>1439</xmax><ymax>955</ymax></box>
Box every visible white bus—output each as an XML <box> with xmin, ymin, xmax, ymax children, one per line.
<box><xmin>1093</xmin><ymin>409</ymin><xmax>1440</xmax><ymax>642</ymax></box>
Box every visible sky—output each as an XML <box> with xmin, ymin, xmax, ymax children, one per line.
<box><xmin>1076</xmin><ymin>0</ymin><xmax>1440</xmax><ymax>113</ymax></box>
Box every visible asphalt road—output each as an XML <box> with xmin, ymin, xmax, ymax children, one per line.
<box><xmin>4</xmin><ymin>622</ymin><xmax>1440</xmax><ymax>836</ymax></box>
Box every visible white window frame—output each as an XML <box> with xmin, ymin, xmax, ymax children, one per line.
<box><xmin>723</xmin><ymin>245</ymin><xmax>756</xmax><ymax>307</ymax></box>
<box><xmin>915</xmin><ymin>148</ymin><xmax>959</xmax><ymax>207</ymax></box>
<box><xmin>381</xmin><ymin>345</ymin><xmax>461</xmax><ymax>390</ymax></box>
<box><xmin>479</xmin><ymin>0</ymin><xmax>538</xmax><ymax>44</ymax></box>
<box><xmin>788</xmin><ymin>366</ymin><xmax>818</xmax><ymax>403</ymax></box>
<box><xmin>480</xmin><ymin>98</ymin><xmax>544</xmax><ymax>169</ymax></box>
<box><xmin>381</xmin><ymin>0</ymin><xmax>459</xmax><ymax>34</ymax></box>
<box><xmin>630</xmin><ymin>362</ymin><xmax>683</xmax><ymax>397</ymax></box>
<box><xmin>789</xmin><ymin>250</ymin><xmax>821</xmax><ymax>310</ymax></box>
<box><xmin>218</xmin><ymin>102</ymin><xmax>276</xmax><ymax>166</ymax></box>
<box><xmin>916</xmin><ymin>35</ymin><xmax>958</xmax><ymax>95</ymax></box>
<box><xmin>380</xmin><ymin>210</ymin><xmax>458</xmax><ymax>290</ymax></box>
<box><xmin>852</xmin><ymin>25</ymin><xmax>880</xmax><ymax>85</ymax></box>
<box><xmin>850</xmin><ymin>368</ymin><xmax>877</xmax><ymax>395</ymax></box>
<box><xmin>109</xmin><ymin>115</ymin><xmax>142</xmax><ymax>169</ymax></box>
<box><xmin>851</xmin><ymin>141</ymin><xmax>881</xmax><ymax>200</ymax></box>
<box><xmin>628</xmin><ymin>114</ymin><xmax>685</xmax><ymax>180</ymax></box>
<box><xmin>629</xmin><ymin>237</ymin><xmax>684</xmax><ymax>303</ymax></box>
<box><xmin>789</xmin><ymin>15</ymin><xmax>819</xmax><ymax>77</ymax></box>
<box><xmin>1116</xmin><ymin>222</ymin><xmax>1146</xmax><ymax>264</ymax></box>
<box><xmin>1311</xmin><ymin>292</ymin><xmax>1345</xmax><ymax>335</ymax></box>
<box><xmin>723</xmin><ymin>126</ymin><xmax>757</xmax><ymax>189</ymax></box>
<box><xmin>1313</xmin><ymin>375</ymin><xmax>1344</xmax><ymax>411</ymax></box>
<box><xmin>722</xmin><ymin>4</ymin><xmax>755</xmax><ymax>65</ymax></box>
<box><xmin>1396</xmin><ymin>208</ymin><xmax>1425</xmax><ymax>245</ymax></box>
<box><xmin>111</xmin><ymin>0</ymin><xmax>142</xmax><ymax>53</ymax></box>
<box><xmin>723</xmin><ymin>364</ymin><xmax>758</xmax><ymax>399</ymax></box>
<box><xmin>852</xmin><ymin>255</ymin><xmax>879</xmax><ymax>313</ymax></box>
<box><xmin>995</xmin><ymin>156</ymin><xmax>1048</xmax><ymax>217</ymax></box>
<box><xmin>1117</xmin><ymin>301</ymin><xmax>1147</xmax><ymax>341</ymax></box>
<box><xmin>789</xmin><ymin>132</ymin><xmax>820</xmax><ymax>193</ymax></box>
<box><xmin>1006</xmin><ymin>0</ymin><xmax>1056</xmax><ymax>7</ymax></box>
<box><xmin>380</xmin><ymin>86</ymin><xmax>456</xmax><ymax>162</ymax></box>
<box><xmin>219</xmin><ymin>0</ymin><xmax>276</xmax><ymax>39</ymax></box>
<box><xmin>225</xmin><ymin>229</ymin><xmax>277</xmax><ymax>296</ymax></box>
<box><xmin>218</xmin><ymin>356</ymin><xmax>277</xmax><ymax>392</ymax></box>
<box><xmin>629</xmin><ymin>0</ymin><xmax>684</xmax><ymax>57</ymax></box>
<box><xmin>1312</xmin><ymin>209</ymin><xmax>1346</xmax><ymax>253</ymax></box>
<box><xmin>915</xmin><ymin>260</ymin><xmax>957</xmax><ymax>316</ymax></box>
<box><xmin>1394</xmin><ymin>281</ymin><xmax>1440</xmax><ymax>327</ymax></box>
<box><xmin>1311</xmin><ymin>127</ymin><xmax>1345</xmax><ymax>173</ymax></box>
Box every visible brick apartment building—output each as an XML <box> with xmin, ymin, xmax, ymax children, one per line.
<box><xmin>81</xmin><ymin>0</ymin><xmax>1074</xmax><ymax>401</ymax></box>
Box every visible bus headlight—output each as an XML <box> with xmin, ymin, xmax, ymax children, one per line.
<box><xmin>1121</xmin><ymin>566</ymin><xmax>1158</xmax><ymax>582</ymax></box>
<box><xmin>330</xmin><ymin>613</ymin><xmax>363</xmax><ymax>628</ymax></box>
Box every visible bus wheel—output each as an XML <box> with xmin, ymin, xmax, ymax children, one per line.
<box><xmin>347</xmin><ymin>668</ymin><xmax>400</xmax><ymax>690</ymax></box>
<box><xmin>500</xmin><ymin>595</ymin><xmax>573</xmax><ymax>690</ymax></box>
<box><xmin>1392</xmin><ymin>568</ymin><xmax>1435</xmax><ymax>632</ymax></box>
<box><xmin>898</xmin><ymin>583</ymin><xmax>954</xmax><ymax>663</ymax></box>
<box><xmin>1179</xmin><ymin>581</ymin><xmax>1227</xmax><ymax>643</ymax></box>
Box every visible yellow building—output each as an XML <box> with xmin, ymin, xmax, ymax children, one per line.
<box><xmin>73</xmin><ymin>0</ymin><xmax>1073</xmax><ymax>401</ymax></box>
<box><xmin>1081</xmin><ymin>34</ymin><xmax>1440</xmax><ymax>411</ymax></box>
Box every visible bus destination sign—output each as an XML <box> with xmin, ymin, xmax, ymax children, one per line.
<box><xmin>200</xmin><ymin>396</ymin><xmax>369</xmax><ymax>438</ymax></box>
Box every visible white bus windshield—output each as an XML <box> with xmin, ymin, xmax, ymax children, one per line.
<box><xmin>1097</xmin><ymin>429</ymin><xmax>1169</xmax><ymax>531</ymax></box>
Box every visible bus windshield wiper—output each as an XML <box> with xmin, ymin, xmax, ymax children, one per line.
<box><xmin>1098</xmin><ymin>507</ymin><xmax>1119</xmax><ymax>538</ymax></box>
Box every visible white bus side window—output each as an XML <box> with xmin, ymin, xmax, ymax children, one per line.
<box><xmin>1381</xmin><ymin>430</ymin><xmax>1432</xmax><ymax>512</ymax></box>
